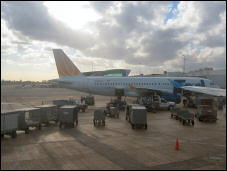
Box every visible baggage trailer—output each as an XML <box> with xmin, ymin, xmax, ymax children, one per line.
<box><xmin>176</xmin><ymin>110</ymin><xmax>189</xmax><ymax>121</ymax></box>
<box><xmin>170</xmin><ymin>107</ymin><xmax>181</xmax><ymax>119</ymax></box>
<box><xmin>53</xmin><ymin>99</ymin><xmax>68</xmax><ymax>109</ymax></box>
<box><xmin>81</xmin><ymin>94</ymin><xmax>95</xmax><ymax>105</ymax></box>
<box><xmin>1</xmin><ymin>110</ymin><xmax>19</xmax><ymax>138</ymax></box>
<box><xmin>17</xmin><ymin>108</ymin><xmax>42</xmax><ymax>134</ymax></box>
<box><xmin>59</xmin><ymin>105</ymin><xmax>78</xmax><ymax>128</ymax></box>
<box><xmin>93</xmin><ymin>110</ymin><xmax>105</xmax><ymax>126</ymax></box>
<box><xmin>195</xmin><ymin>105</ymin><xmax>217</xmax><ymax>122</ymax></box>
<box><xmin>109</xmin><ymin>107</ymin><xmax>120</xmax><ymax>117</ymax></box>
<box><xmin>193</xmin><ymin>98</ymin><xmax>213</xmax><ymax>108</ymax></box>
<box><xmin>36</xmin><ymin>105</ymin><xmax>58</xmax><ymax>126</ymax></box>
<box><xmin>178</xmin><ymin>110</ymin><xmax>195</xmax><ymax>125</ymax></box>
<box><xmin>125</xmin><ymin>104</ymin><xmax>141</xmax><ymax>122</ymax></box>
<box><xmin>130</xmin><ymin>106</ymin><xmax>147</xmax><ymax>130</ymax></box>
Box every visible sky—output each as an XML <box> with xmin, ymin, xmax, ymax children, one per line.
<box><xmin>1</xmin><ymin>1</ymin><xmax>226</xmax><ymax>81</ymax></box>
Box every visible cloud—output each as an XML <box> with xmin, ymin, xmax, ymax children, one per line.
<box><xmin>1</xmin><ymin>1</ymin><xmax>226</xmax><ymax>74</ymax></box>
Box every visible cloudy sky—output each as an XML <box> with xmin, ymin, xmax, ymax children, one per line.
<box><xmin>1</xmin><ymin>1</ymin><xmax>226</xmax><ymax>81</ymax></box>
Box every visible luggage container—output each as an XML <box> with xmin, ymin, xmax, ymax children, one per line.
<box><xmin>17</xmin><ymin>108</ymin><xmax>42</xmax><ymax>134</ymax></box>
<box><xmin>130</xmin><ymin>106</ymin><xmax>147</xmax><ymax>130</ymax></box>
<box><xmin>1</xmin><ymin>110</ymin><xmax>19</xmax><ymax>138</ymax></box>
<box><xmin>176</xmin><ymin>110</ymin><xmax>189</xmax><ymax>120</ymax></box>
<box><xmin>170</xmin><ymin>107</ymin><xmax>181</xmax><ymax>118</ymax></box>
<box><xmin>109</xmin><ymin>107</ymin><xmax>120</xmax><ymax>117</ymax></box>
<box><xmin>81</xmin><ymin>94</ymin><xmax>95</xmax><ymax>105</ymax></box>
<box><xmin>59</xmin><ymin>105</ymin><xmax>78</xmax><ymax>128</ymax></box>
<box><xmin>193</xmin><ymin>98</ymin><xmax>213</xmax><ymax>108</ymax></box>
<box><xmin>125</xmin><ymin>103</ymin><xmax>141</xmax><ymax>122</ymax></box>
<box><xmin>178</xmin><ymin>110</ymin><xmax>194</xmax><ymax>125</ymax></box>
<box><xmin>195</xmin><ymin>105</ymin><xmax>217</xmax><ymax>122</ymax></box>
<box><xmin>93</xmin><ymin>110</ymin><xmax>105</xmax><ymax>126</ymax></box>
<box><xmin>35</xmin><ymin>105</ymin><xmax>58</xmax><ymax>126</ymax></box>
<box><xmin>53</xmin><ymin>99</ymin><xmax>69</xmax><ymax>109</ymax></box>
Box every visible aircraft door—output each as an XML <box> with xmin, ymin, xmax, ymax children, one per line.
<box><xmin>115</xmin><ymin>88</ymin><xmax>124</xmax><ymax>100</ymax></box>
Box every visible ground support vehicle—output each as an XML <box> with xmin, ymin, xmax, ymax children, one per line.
<box><xmin>193</xmin><ymin>98</ymin><xmax>213</xmax><ymax>108</ymax></box>
<box><xmin>109</xmin><ymin>107</ymin><xmax>120</xmax><ymax>117</ymax></box>
<box><xmin>93</xmin><ymin>110</ymin><xmax>105</xmax><ymax>126</ymax></box>
<box><xmin>104</xmin><ymin>101</ymin><xmax>117</xmax><ymax>115</ymax></box>
<box><xmin>1</xmin><ymin>110</ymin><xmax>19</xmax><ymax>138</ymax></box>
<box><xmin>36</xmin><ymin>105</ymin><xmax>57</xmax><ymax>126</ymax></box>
<box><xmin>81</xmin><ymin>94</ymin><xmax>95</xmax><ymax>105</ymax></box>
<box><xmin>136</xmin><ymin>95</ymin><xmax>175</xmax><ymax>112</ymax></box>
<box><xmin>125</xmin><ymin>104</ymin><xmax>141</xmax><ymax>122</ymax></box>
<box><xmin>59</xmin><ymin>105</ymin><xmax>78</xmax><ymax>128</ymax></box>
<box><xmin>170</xmin><ymin>107</ymin><xmax>181</xmax><ymax>119</ymax></box>
<box><xmin>130</xmin><ymin>106</ymin><xmax>147</xmax><ymax>130</ymax></box>
<box><xmin>195</xmin><ymin>105</ymin><xmax>217</xmax><ymax>122</ymax></box>
<box><xmin>53</xmin><ymin>99</ymin><xmax>68</xmax><ymax>109</ymax></box>
<box><xmin>178</xmin><ymin>111</ymin><xmax>195</xmax><ymax>125</ymax></box>
<box><xmin>17</xmin><ymin>108</ymin><xmax>42</xmax><ymax>134</ymax></box>
<box><xmin>176</xmin><ymin>110</ymin><xmax>189</xmax><ymax>121</ymax></box>
<box><xmin>68</xmin><ymin>99</ymin><xmax>88</xmax><ymax>112</ymax></box>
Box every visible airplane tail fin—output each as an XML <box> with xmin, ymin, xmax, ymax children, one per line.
<box><xmin>53</xmin><ymin>49</ymin><xmax>86</xmax><ymax>78</ymax></box>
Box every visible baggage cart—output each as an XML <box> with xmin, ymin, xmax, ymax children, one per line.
<box><xmin>59</xmin><ymin>105</ymin><xmax>78</xmax><ymax>128</ymax></box>
<box><xmin>130</xmin><ymin>106</ymin><xmax>147</xmax><ymax>130</ymax></box>
<box><xmin>176</xmin><ymin>110</ymin><xmax>189</xmax><ymax>120</ymax></box>
<box><xmin>109</xmin><ymin>107</ymin><xmax>120</xmax><ymax>117</ymax></box>
<box><xmin>125</xmin><ymin>104</ymin><xmax>141</xmax><ymax>122</ymax></box>
<box><xmin>1</xmin><ymin>110</ymin><xmax>19</xmax><ymax>138</ymax></box>
<box><xmin>170</xmin><ymin>107</ymin><xmax>181</xmax><ymax>118</ymax></box>
<box><xmin>53</xmin><ymin>99</ymin><xmax>68</xmax><ymax>109</ymax></box>
<box><xmin>36</xmin><ymin>105</ymin><xmax>58</xmax><ymax>126</ymax></box>
<box><xmin>179</xmin><ymin>111</ymin><xmax>194</xmax><ymax>125</ymax></box>
<box><xmin>93</xmin><ymin>110</ymin><xmax>105</xmax><ymax>126</ymax></box>
<box><xmin>81</xmin><ymin>94</ymin><xmax>95</xmax><ymax>105</ymax></box>
<box><xmin>195</xmin><ymin>105</ymin><xmax>217</xmax><ymax>122</ymax></box>
<box><xmin>17</xmin><ymin>108</ymin><xmax>42</xmax><ymax>134</ymax></box>
<box><xmin>193</xmin><ymin>98</ymin><xmax>213</xmax><ymax>108</ymax></box>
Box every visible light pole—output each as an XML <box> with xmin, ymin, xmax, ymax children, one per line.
<box><xmin>139</xmin><ymin>63</ymin><xmax>141</xmax><ymax>75</ymax></box>
<box><xmin>182</xmin><ymin>54</ymin><xmax>187</xmax><ymax>74</ymax></box>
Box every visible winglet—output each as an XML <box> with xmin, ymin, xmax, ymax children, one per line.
<box><xmin>168</xmin><ymin>79</ymin><xmax>183</xmax><ymax>88</ymax></box>
<box><xmin>129</xmin><ymin>84</ymin><xmax>136</xmax><ymax>91</ymax></box>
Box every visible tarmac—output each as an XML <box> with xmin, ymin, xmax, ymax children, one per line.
<box><xmin>1</xmin><ymin>85</ymin><xmax>226</xmax><ymax>170</ymax></box>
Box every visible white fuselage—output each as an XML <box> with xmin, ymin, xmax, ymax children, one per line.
<box><xmin>58</xmin><ymin>76</ymin><xmax>216</xmax><ymax>97</ymax></box>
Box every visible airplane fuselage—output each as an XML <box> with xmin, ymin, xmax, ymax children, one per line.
<box><xmin>58</xmin><ymin>76</ymin><xmax>216</xmax><ymax>97</ymax></box>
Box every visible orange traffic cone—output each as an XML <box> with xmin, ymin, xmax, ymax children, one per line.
<box><xmin>174</xmin><ymin>138</ymin><xmax>180</xmax><ymax>150</ymax></box>
<box><xmin>42</xmin><ymin>101</ymin><xmax>44</xmax><ymax>105</ymax></box>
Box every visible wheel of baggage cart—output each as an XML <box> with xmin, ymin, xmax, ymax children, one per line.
<box><xmin>129</xmin><ymin>119</ymin><xmax>131</xmax><ymax>123</ymax></box>
<box><xmin>179</xmin><ymin>117</ymin><xmax>182</xmax><ymax>122</ymax></box>
<box><xmin>12</xmin><ymin>131</ymin><xmax>17</xmax><ymax>138</ymax></box>
<box><xmin>103</xmin><ymin>120</ymin><xmax>105</xmax><ymax>126</ymax></box>
<box><xmin>199</xmin><ymin>117</ymin><xmax>202</xmax><ymax>121</ymax></box>
<box><xmin>38</xmin><ymin>124</ymin><xmax>42</xmax><ymax>130</ymax></box>
<box><xmin>55</xmin><ymin>119</ymin><xmax>58</xmax><ymax>124</ymax></box>
<box><xmin>93</xmin><ymin>119</ymin><xmax>95</xmax><ymax>126</ymax></box>
<box><xmin>176</xmin><ymin>116</ymin><xmax>178</xmax><ymax>120</ymax></box>
<box><xmin>132</xmin><ymin>124</ymin><xmax>134</xmax><ymax>129</ymax></box>
<box><xmin>192</xmin><ymin>120</ymin><xmax>194</xmax><ymax>125</ymax></box>
<box><xmin>145</xmin><ymin>124</ymin><xmax>147</xmax><ymax>130</ymax></box>
<box><xmin>76</xmin><ymin>120</ymin><xmax>78</xmax><ymax>125</ymax></box>
<box><xmin>171</xmin><ymin>114</ymin><xmax>173</xmax><ymax>117</ymax></box>
<box><xmin>182</xmin><ymin>120</ymin><xmax>185</xmax><ymax>125</ymax></box>
<box><xmin>1</xmin><ymin>134</ymin><xmax>4</xmax><ymax>138</ymax></box>
<box><xmin>59</xmin><ymin>123</ymin><xmax>62</xmax><ymax>128</ymax></box>
<box><xmin>25</xmin><ymin>128</ymin><xmax>30</xmax><ymax>134</ymax></box>
<box><xmin>72</xmin><ymin>123</ymin><xmax>74</xmax><ymax>128</ymax></box>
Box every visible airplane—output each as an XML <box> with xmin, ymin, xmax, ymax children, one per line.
<box><xmin>50</xmin><ymin>49</ymin><xmax>226</xmax><ymax>102</ymax></box>
<box><xmin>14</xmin><ymin>84</ymin><xmax>26</xmax><ymax>88</ymax></box>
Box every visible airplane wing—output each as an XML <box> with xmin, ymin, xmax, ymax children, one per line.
<box><xmin>129</xmin><ymin>84</ymin><xmax>172</xmax><ymax>96</ymax></box>
<box><xmin>180</xmin><ymin>86</ymin><xmax>226</xmax><ymax>97</ymax></box>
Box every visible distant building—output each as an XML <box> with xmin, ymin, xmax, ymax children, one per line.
<box><xmin>185</xmin><ymin>68</ymin><xmax>226</xmax><ymax>89</ymax></box>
